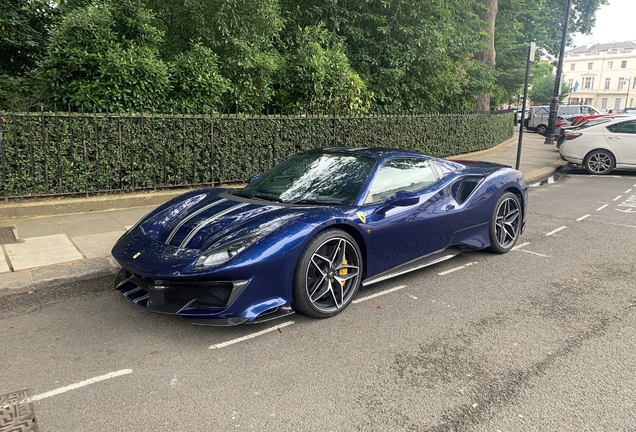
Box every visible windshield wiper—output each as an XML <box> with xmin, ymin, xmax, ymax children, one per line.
<box><xmin>285</xmin><ymin>198</ymin><xmax>342</xmax><ymax>205</ymax></box>
<box><xmin>232</xmin><ymin>191</ymin><xmax>282</xmax><ymax>202</ymax></box>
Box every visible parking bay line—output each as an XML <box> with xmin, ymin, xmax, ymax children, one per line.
<box><xmin>576</xmin><ymin>214</ymin><xmax>591</xmax><ymax>221</ymax></box>
<box><xmin>626</xmin><ymin>189</ymin><xmax>633</xmax><ymax>194</ymax></box>
<box><xmin>546</xmin><ymin>226</ymin><xmax>567</xmax><ymax>236</ymax></box>
<box><xmin>438</xmin><ymin>262</ymin><xmax>478</xmax><ymax>276</ymax></box>
<box><xmin>208</xmin><ymin>321</ymin><xmax>295</xmax><ymax>350</ymax></box>
<box><xmin>29</xmin><ymin>369</ymin><xmax>133</xmax><ymax>402</ymax></box>
<box><xmin>353</xmin><ymin>285</ymin><xmax>406</xmax><ymax>304</ymax></box>
<box><xmin>596</xmin><ymin>204</ymin><xmax>608</xmax><ymax>211</ymax></box>
<box><xmin>613</xmin><ymin>195</ymin><xmax>623</xmax><ymax>201</ymax></box>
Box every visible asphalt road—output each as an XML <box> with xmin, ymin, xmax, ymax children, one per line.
<box><xmin>1</xmin><ymin>169</ymin><xmax>636</xmax><ymax>432</ymax></box>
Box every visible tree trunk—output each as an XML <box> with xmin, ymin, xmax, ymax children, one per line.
<box><xmin>475</xmin><ymin>0</ymin><xmax>498</xmax><ymax>112</ymax></box>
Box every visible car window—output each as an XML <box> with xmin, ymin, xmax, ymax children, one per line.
<box><xmin>581</xmin><ymin>106</ymin><xmax>592</xmax><ymax>114</ymax></box>
<box><xmin>366</xmin><ymin>158</ymin><xmax>439</xmax><ymax>204</ymax></box>
<box><xmin>606</xmin><ymin>121</ymin><xmax>636</xmax><ymax>133</ymax></box>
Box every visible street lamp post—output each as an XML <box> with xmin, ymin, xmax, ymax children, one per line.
<box><xmin>544</xmin><ymin>0</ymin><xmax>572</xmax><ymax>144</ymax></box>
<box><xmin>625</xmin><ymin>77</ymin><xmax>632</xmax><ymax>112</ymax></box>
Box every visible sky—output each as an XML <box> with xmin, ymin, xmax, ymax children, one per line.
<box><xmin>570</xmin><ymin>0</ymin><xmax>636</xmax><ymax>47</ymax></box>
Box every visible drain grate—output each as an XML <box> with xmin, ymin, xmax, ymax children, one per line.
<box><xmin>0</xmin><ymin>227</ymin><xmax>17</xmax><ymax>245</ymax></box>
<box><xmin>0</xmin><ymin>390</ymin><xmax>39</xmax><ymax>432</ymax></box>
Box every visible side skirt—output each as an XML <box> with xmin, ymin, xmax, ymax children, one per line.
<box><xmin>362</xmin><ymin>247</ymin><xmax>463</xmax><ymax>286</ymax></box>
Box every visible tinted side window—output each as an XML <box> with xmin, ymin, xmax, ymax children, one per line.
<box><xmin>606</xmin><ymin>124</ymin><xmax>620</xmax><ymax>133</ymax></box>
<box><xmin>618</xmin><ymin>121</ymin><xmax>636</xmax><ymax>133</ymax></box>
<box><xmin>581</xmin><ymin>106</ymin><xmax>592</xmax><ymax>114</ymax></box>
<box><xmin>367</xmin><ymin>158</ymin><xmax>438</xmax><ymax>203</ymax></box>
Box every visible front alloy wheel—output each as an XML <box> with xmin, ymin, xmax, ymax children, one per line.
<box><xmin>292</xmin><ymin>229</ymin><xmax>362</xmax><ymax>318</ymax></box>
<box><xmin>487</xmin><ymin>192</ymin><xmax>521</xmax><ymax>253</ymax></box>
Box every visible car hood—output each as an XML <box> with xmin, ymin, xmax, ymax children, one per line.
<box><xmin>135</xmin><ymin>189</ymin><xmax>318</xmax><ymax>251</ymax></box>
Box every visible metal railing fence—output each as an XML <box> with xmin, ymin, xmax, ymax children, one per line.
<box><xmin>0</xmin><ymin>105</ymin><xmax>513</xmax><ymax>201</ymax></box>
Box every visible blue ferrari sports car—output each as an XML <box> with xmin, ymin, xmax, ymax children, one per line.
<box><xmin>112</xmin><ymin>147</ymin><xmax>527</xmax><ymax>325</ymax></box>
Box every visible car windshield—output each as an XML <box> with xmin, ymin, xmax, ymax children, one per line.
<box><xmin>237</xmin><ymin>151</ymin><xmax>376</xmax><ymax>205</ymax></box>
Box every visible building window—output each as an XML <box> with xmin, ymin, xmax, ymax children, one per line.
<box><xmin>568</xmin><ymin>79</ymin><xmax>574</xmax><ymax>88</ymax></box>
<box><xmin>615</xmin><ymin>98</ymin><xmax>622</xmax><ymax>110</ymax></box>
<box><xmin>608</xmin><ymin>61</ymin><xmax>613</xmax><ymax>69</ymax></box>
<box><xmin>570</xmin><ymin>63</ymin><xmax>575</xmax><ymax>71</ymax></box>
<box><xmin>583</xmin><ymin>77</ymin><xmax>594</xmax><ymax>89</ymax></box>
<box><xmin>587</xmin><ymin>62</ymin><xmax>593</xmax><ymax>70</ymax></box>
<box><xmin>605</xmin><ymin>78</ymin><xmax>611</xmax><ymax>89</ymax></box>
<box><xmin>621</xmin><ymin>60</ymin><xmax>627</xmax><ymax>68</ymax></box>
<box><xmin>601</xmin><ymin>98</ymin><xmax>608</xmax><ymax>110</ymax></box>
<box><xmin>618</xmin><ymin>78</ymin><xmax>625</xmax><ymax>90</ymax></box>
<box><xmin>633</xmin><ymin>78</ymin><xmax>636</xmax><ymax>90</ymax></box>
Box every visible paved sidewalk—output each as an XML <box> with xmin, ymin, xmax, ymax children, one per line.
<box><xmin>0</xmin><ymin>129</ymin><xmax>564</xmax><ymax>294</ymax></box>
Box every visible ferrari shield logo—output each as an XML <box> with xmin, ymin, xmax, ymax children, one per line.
<box><xmin>133</xmin><ymin>252</ymin><xmax>141</xmax><ymax>259</ymax></box>
<box><xmin>357</xmin><ymin>212</ymin><xmax>366</xmax><ymax>224</ymax></box>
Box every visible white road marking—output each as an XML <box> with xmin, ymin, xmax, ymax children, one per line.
<box><xmin>511</xmin><ymin>242</ymin><xmax>530</xmax><ymax>251</ymax></box>
<box><xmin>353</xmin><ymin>285</ymin><xmax>407</xmax><ymax>304</ymax></box>
<box><xmin>519</xmin><ymin>249</ymin><xmax>549</xmax><ymax>257</ymax></box>
<box><xmin>208</xmin><ymin>321</ymin><xmax>295</xmax><ymax>350</ymax></box>
<box><xmin>596</xmin><ymin>204</ymin><xmax>608</xmax><ymax>211</ymax></box>
<box><xmin>29</xmin><ymin>369</ymin><xmax>133</xmax><ymax>402</ymax></box>
<box><xmin>545</xmin><ymin>226</ymin><xmax>567</xmax><ymax>236</ymax></box>
<box><xmin>438</xmin><ymin>262</ymin><xmax>478</xmax><ymax>276</ymax></box>
<box><xmin>576</xmin><ymin>214</ymin><xmax>591</xmax><ymax>221</ymax></box>
<box><xmin>613</xmin><ymin>195</ymin><xmax>622</xmax><ymax>201</ymax></box>
<box><xmin>626</xmin><ymin>189</ymin><xmax>633</xmax><ymax>194</ymax></box>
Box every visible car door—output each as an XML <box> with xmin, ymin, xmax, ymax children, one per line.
<box><xmin>605</xmin><ymin>120</ymin><xmax>636</xmax><ymax>165</ymax></box>
<box><xmin>360</xmin><ymin>157</ymin><xmax>461</xmax><ymax>276</ymax></box>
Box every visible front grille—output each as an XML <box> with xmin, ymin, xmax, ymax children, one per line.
<box><xmin>164</xmin><ymin>281</ymin><xmax>234</xmax><ymax>310</ymax></box>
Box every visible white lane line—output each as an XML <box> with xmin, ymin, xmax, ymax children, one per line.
<box><xmin>576</xmin><ymin>214</ymin><xmax>591</xmax><ymax>221</ymax></box>
<box><xmin>626</xmin><ymin>189</ymin><xmax>633</xmax><ymax>194</ymax></box>
<box><xmin>29</xmin><ymin>369</ymin><xmax>133</xmax><ymax>402</ymax></box>
<box><xmin>545</xmin><ymin>226</ymin><xmax>567</xmax><ymax>236</ymax></box>
<box><xmin>353</xmin><ymin>285</ymin><xmax>406</xmax><ymax>304</ymax></box>
<box><xmin>519</xmin><ymin>249</ymin><xmax>549</xmax><ymax>257</ymax></box>
<box><xmin>208</xmin><ymin>321</ymin><xmax>295</xmax><ymax>350</ymax></box>
<box><xmin>438</xmin><ymin>262</ymin><xmax>478</xmax><ymax>276</ymax></box>
<box><xmin>511</xmin><ymin>242</ymin><xmax>530</xmax><ymax>251</ymax></box>
<box><xmin>597</xmin><ymin>204</ymin><xmax>608</xmax><ymax>211</ymax></box>
<box><xmin>613</xmin><ymin>195</ymin><xmax>623</xmax><ymax>201</ymax></box>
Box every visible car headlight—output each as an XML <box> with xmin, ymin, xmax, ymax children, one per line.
<box><xmin>195</xmin><ymin>234</ymin><xmax>260</xmax><ymax>268</ymax></box>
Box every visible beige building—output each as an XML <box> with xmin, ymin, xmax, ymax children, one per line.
<box><xmin>562</xmin><ymin>41</ymin><xmax>636</xmax><ymax>112</ymax></box>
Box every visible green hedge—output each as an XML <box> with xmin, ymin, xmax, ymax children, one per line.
<box><xmin>0</xmin><ymin>109</ymin><xmax>513</xmax><ymax>199</ymax></box>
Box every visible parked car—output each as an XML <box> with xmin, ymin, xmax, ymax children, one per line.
<box><xmin>112</xmin><ymin>147</ymin><xmax>527</xmax><ymax>325</ymax></box>
<box><xmin>526</xmin><ymin>105</ymin><xmax>600</xmax><ymax>135</ymax></box>
<box><xmin>556</xmin><ymin>115</ymin><xmax>630</xmax><ymax>148</ymax></box>
<box><xmin>559</xmin><ymin>117</ymin><xmax>636</xmax><ymax>174</ymax></box>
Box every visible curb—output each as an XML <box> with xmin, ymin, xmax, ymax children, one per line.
<box><xmin>448</xmin><ymin>136</ymin><xmax>516</xmax><ymax>162</ymax></box>
<box><xmin>524</xmin><ymin>160</ymin><xmax>569</xmax><ymax>185</ymax></box>
<box><xmin>0</xmin><ymin>256</ymin><xmax>120</xmax><ymax>296</ymax></box>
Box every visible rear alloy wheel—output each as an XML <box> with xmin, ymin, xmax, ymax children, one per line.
<box><xmin>487</xmin><ymin>192</ymin><xmax>521</xmax><ymax>254</ymax></box>
<box><xmin>536</xmin><ymin>124</ymin><xmax>548</xmax><ymax>136</ymax></box>
<box><xmin>584</xmin><ymin>150</ymin><xmax>615</xmax><ymax>175</ymax></box>
<box><xmin>292</xmin><ymin>229</ymin><xmax>362</xmax><ymax>318</ymax></box>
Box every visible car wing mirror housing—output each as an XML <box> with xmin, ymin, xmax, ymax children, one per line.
<box><xmin>375</xmin><ymin>191</ymin><xmax>419</xmax><ymax>214</ymax></box>
<box><xmin>248</xmin><ymin>174</ymin><xmax>261</xmax><ymax>184</ymax></box>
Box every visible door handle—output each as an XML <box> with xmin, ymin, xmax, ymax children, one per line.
<box><xmin>446</xmin><ymin>204</ymin><xmax>455</xmax><ymax>211</ymax></box>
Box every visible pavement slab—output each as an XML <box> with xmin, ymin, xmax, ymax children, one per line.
<box><xmin>0</xmin><ymin>246</ymin><xmax>10</xmax><ymax>273</ymax></box>
<box><xmin>71</xmin><ymin>231</ymin><xmax>126</xmax><ymax>259</ymax></box>
<box><xmin>15</xmin><ymin>217</ymin><xmax>63</xmax><ymax>239</ymax></box>
<box><xmin>4</xmin><ymin>234</ymin><xmax>84</xmax><ymax>271</ymax></box>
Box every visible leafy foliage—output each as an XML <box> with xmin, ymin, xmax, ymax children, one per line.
<box><xmin>275</xmin><ymin>25</ymin><xmax>370</xmax><ymax>114</ymax></box>
<box><xmin>38</xmin><ymin>0</ymin><xmax>170</xmax><ymax>110</ymax></box>
<box><xmin>528</xmin><ymin>62</ymin><xmax>571</xmax><ymax>105</ymax></box>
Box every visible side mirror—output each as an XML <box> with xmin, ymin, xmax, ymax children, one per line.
<box><xmin>248</xmin><ymin>174</ymin><xmax>261</xmax><ymax>184</ymax></box>
<box><xmin>375</xmin><ymin>191</ymin><xmax>419</xmax><ymax>214</ymax></box>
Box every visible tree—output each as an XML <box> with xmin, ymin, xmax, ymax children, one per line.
<box><xmin>528</xmin><ymin>62</ymin><xmax>570</xmax><ymax>105</ymax></box>
<box><xmin>280</xmin><ymin>0</ymin><xmax>490</xmax><ymax>112</ymax></box>
<box><xmin>474</xmin><ymin>0</ymin><xmax>498</xmax><ymax>112</ymax></box>
<box><xmin>39</xmin><ymin>0</ymin><xmax>170</xmax><ymax>109</ymax></box>
<box><xmin>275</xmin><ymin>25</ymin><xmax>369</xmax><ymax>113</ymax></box>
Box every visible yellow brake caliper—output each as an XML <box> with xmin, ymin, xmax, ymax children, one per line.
<box><xmin>339</xmin><ymin>255</ymin><xmax>348</xmax><ymax>286</ymax></box>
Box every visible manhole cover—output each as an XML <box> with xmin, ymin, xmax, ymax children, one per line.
<box><xmin>0</xmin><ymin>390</ymin><xmax>39</xmax><ymax>432</ymax></box>
<box><xmin>0</xmin><ymin>227</ymin><xmax>17</xmax><ymax>245</ymax></box>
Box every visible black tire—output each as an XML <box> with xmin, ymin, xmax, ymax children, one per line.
<box><xmin>292</xmin><ymin>229</ymin><xmax>363</xmax><ymax>319</ymax></box>
<box><xmin>487</xmin><ymin>192</ymin><xmax>522</xmax><ymax>254</ymax></box>
<box><xmin>584</xmin><ymin>150</ymin><xmax>615</xmax><ymax>175</ymax></box>
<box><xmin>536</xmin><ymin>124</ymin><xmax>548</xmax><ymax>136</ymax></box>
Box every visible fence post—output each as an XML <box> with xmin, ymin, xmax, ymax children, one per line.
<box><xmin>41</xmin><ymin>103</ymin><xmax>49</xmax><ymax>194</ymax></box>
<box><xmin>210</xmin><ymin>107</ymin><xmax>215</xmax><ymax>187</ymax></box>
